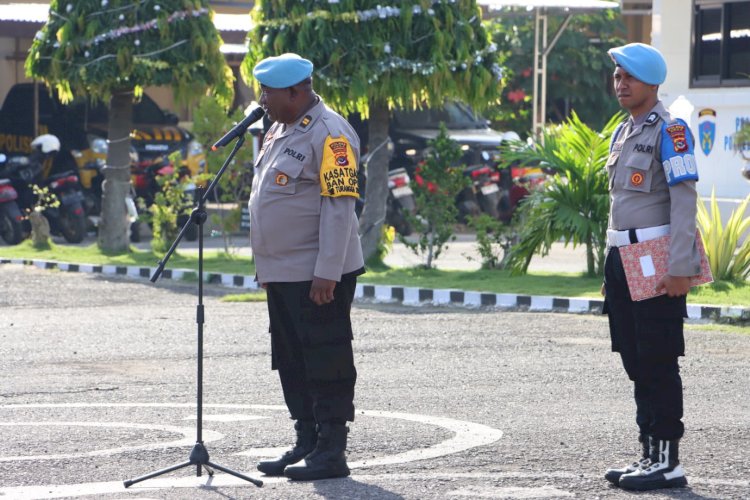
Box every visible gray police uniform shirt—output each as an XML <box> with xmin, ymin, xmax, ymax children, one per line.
<box><xmin>607</xmin><ymin>101</ymin><xmax>701</xmax><ymax>277</ymax></box>
<box><xmin>249</xmin><ymin>97</ymin><xmax>364</xmax><ymax>283</ymax></box>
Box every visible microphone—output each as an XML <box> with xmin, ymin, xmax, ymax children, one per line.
<box><xmin>211</xmin><ymin>107</ymin><xmax>266</xmax><ymax>150</ymax></box>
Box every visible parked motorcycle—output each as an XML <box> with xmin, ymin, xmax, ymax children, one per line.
<box><xmin>358</xmin><ymin>143</ymin><xmax>418</xmax><ymax>237</ymax></box>
<box><xmin>386</xmin><ymin>167</ymin><xmax>417</xmax><ymax>236</ymax></box>
<box><xmin>3</xmin><ymin>135</ymin><xmax>87</xmax><ymax>243</ymax></box>
<box><xmin>454</xmin><ymin>166</ymin><xmax>483</xmax><ymax>223</ymax></box>
<box><xmin>466</xmin><ymin>163</ymin><xmax>502</xmax><ymax>220</ymax></box>
<box><xmin>0</xmin><ymin>153</ymin><xmax>25</xmax><ymax>245</ymax></box>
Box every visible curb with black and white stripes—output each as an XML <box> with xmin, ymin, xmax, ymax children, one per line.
<box><xmin>2</xmin><ymin>258</ymin><xmax>748</xmax><ymax>324</ymax></box>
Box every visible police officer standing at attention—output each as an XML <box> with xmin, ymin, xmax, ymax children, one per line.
<box><xmin>248</xmin><ymin>53</ymin><xmax>364</xmax><ymax>481</ymax></box>
<box><xmin>602</xmin><ymin>43</ymin><xmax>701</xmax><ymax>491</ymax></box>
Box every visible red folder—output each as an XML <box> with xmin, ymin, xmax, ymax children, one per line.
<box><xmin>618</xmin><ymin>231</ymin><xmax>713</xmax><ymax>301</ymax></box>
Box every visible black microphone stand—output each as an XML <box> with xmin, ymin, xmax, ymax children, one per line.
<box><xmin>124</xmin><ymin>133</ymin><xmax>262</xmax><ymax>489</ymax></box>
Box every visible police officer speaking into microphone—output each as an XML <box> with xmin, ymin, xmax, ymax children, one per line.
<box><xmin>247</xmin><ymin>53</ymin><xmax>364</xmax><ymax>481</ymax></box>
<box><xmin>601</xmin><ymin>43</ymin><xmax>701</xmax><ymax>491</ymax></box>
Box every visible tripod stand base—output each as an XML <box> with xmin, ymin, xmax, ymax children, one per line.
<box><xmin>123</xmin><ymin>442</ymin><xmax>263</xmax><ymax>488</ymax></box>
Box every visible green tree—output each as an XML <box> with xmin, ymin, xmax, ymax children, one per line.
<box><xmin>502</xmin><ymin>111</ymin><xmax>625</xmax><ymax>276</ymax></box>
<box><xmin>486</xmin><ymin>9</ymin><xmax>624</xmax><ymax>137</ymax></box>
<box><xmin>26</xmin><ymin>0</ymin><xmax>233</xmax><ymax>252</ymax></box>
<box><xmin>402</xmin><ymin>124</ymin><xmax>467</xmax><ymax>269</ymax></box>
<box><xmin>242</xmin><ymin>0</ymin><xmax>503</xmax><ymax>260</ymax></box>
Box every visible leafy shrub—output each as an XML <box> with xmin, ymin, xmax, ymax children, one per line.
<box><xmin>401</xmin><ymin>124</ymin><xmax>468</xmax><ymax>269</ymax></box>
<box><xmin>192</xmin><ymin>96</ymin><xmax>257</xmax><ymax>253</ymax></box>
<box><xmin>697</xmin><ymin>190</ymin><xmax>750</xmax><ymax>282</ymax></box>
<box><xmin>467</xmin><ymin>213</ymin><xmax>517</xmax><ymax>269</ymax></box>
<box><xmin>142</xmin><ymin>170</ymin><xmax>193</xmax><ymax>255</ymax></box>
<box><xmin>501</xmin><ymin>111</ymin><xmax>624</xmax><ymax>276</ymax></box>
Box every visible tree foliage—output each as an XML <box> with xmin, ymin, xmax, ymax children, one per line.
<box><xmin>502</xmin><ymin>111</ymin><xmax>625</xmax><ymax>276</ymax></box>
<box><xmin>241</xmin><ymin>0</ymin><xmax>504</xmax><ymax>262</ymax></box>
<box><xmin>26</xmin><ymin>0</ymin><xmax>233</xmax><ymax>106</ymax></box>
<box><xmin>402</xmin><ymin>124</ymin><xmax>467</xmax><ymax>269</ymax></box>
<box><xmin>485</xmin><ymin>9</ymin><xmax>625</xmax><ymax>137</ymax></box>
<box><xmin>242</xmin><ymin>0</ymin><xmax>503</xmax><ymax>116</ymax></box>
<box><xmin>192</xmin><ymin>97</ymin><xmax>256</xmax><ymax>254</ymax></box>
<box><xmin>25</xmin><ymin>0</ymin><xmax>234</xmax><ymax>252</ymax></box>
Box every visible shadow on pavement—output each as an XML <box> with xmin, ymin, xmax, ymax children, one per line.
<box><xmin>313</xmin><ymin>477</ymin><xmax>405</xmax><ymax>499</ymax></box>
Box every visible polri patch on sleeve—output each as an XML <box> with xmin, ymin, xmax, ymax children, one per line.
<box><xmin>660</xmin><ymin>120</ymin><xmax>699</xmax><ymax>186</ymax></box>
<box><xmin>320</xmin><ymin>135</ymin><xmax>359</xmax><ymax>197</ymax></box>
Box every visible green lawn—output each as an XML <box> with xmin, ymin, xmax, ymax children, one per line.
<box><xmin>1</xmin><ymin>241</ymin><xmax>748</xmax><ymax>306</ymax></box>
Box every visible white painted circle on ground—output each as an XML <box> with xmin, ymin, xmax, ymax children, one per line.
<box><xmin>0</xmin><ymin>403</ymin><xmax>504</xmax><ymax>498</ymax></box>
<box><xmin>0</xmin><ymin>421</ymin><xmax>224</xmax><ymax>462</ymax></box>
<box><xmin>0</xmin><ymin>403</ymin><xmax>503</xmax><ymax>469</ymax></box>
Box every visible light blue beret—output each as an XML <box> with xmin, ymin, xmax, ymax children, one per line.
<box><xmin>608</xmin><ymin>43</ymin><xmax>667</xmax><ymax>85</ymax></box>
<box><xmin>253</xmin><ymin>53</ymin><xmax>314</xmax><ymax>89</ymax></box>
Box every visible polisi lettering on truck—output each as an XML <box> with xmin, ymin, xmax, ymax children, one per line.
<box><xmin>0</xmin><ymin>133</ymin><xmax>32</xmax><ymax>154</ymax></box>
<box><xmin>0</xmin><ymin>124</ymin><xmax>50</xmax><ymax>155</ymax></box>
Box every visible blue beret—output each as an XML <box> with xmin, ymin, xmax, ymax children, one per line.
<box><xmin>253</xmin><ymin>53</ymin><xmax>314</xmax><ymax>89</ymax></box>
<box><xmin>608</xmin><ymin>43</ymin><xmax>667</xmax><ymax>85</ymax></box>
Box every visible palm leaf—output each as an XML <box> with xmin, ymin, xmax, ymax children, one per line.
<box><xmin>697</xmin><ymin>190</ymin><xmax>750</xmax><ymax>281</ymax></box>
<box><xmin>503</xmin><ymin>111</ymin><xmax>625</xmax><ymax>276</ymax></box>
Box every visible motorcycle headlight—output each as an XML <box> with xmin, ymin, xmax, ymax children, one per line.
<box><xmin>187</xmin><ymin>140</ymin><xmax>203</xmax><ymax>157</ymax></box>
<box><xmin>88</xmin><ymin>135</ymin><xmax>108</xmax><ymax>155</ymax></box>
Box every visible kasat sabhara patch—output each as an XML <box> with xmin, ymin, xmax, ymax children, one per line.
<box><xmin>320</xmin><ymin>136</ymin><xmax>358</xmax><ymax>197</ymax></box>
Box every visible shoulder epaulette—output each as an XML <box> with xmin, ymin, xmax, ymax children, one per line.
<box><xmin>644</xmin><ymin>111</ymin><xmax>660</xmax><ymax>126</ymax></box>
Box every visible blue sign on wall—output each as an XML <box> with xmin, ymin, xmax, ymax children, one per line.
<box><xmin>698</xmin><ymin>108</ymin><xmax>716</xmax><ymax>156</ymax></box>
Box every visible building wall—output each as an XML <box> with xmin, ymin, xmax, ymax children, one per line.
<box><xmin>653</xmin><ymin>0</ymin><xmax>750</xmax><ymax>202</ymax></box>
<box><xmin>623</xmin><ymin>10</ymin><xmax>652</xmax><ymax>44</ymax></box>
<box><xmin>0</xmin><ymin>36</ymin><xmax>33</xmax><ymax>99</ymax></box>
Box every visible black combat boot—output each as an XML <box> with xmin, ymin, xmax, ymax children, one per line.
<box><xmin>257</xmin><ymin>420</ymin><xmax>317</xmax><ymax>476</ymax></box>
<box><xmin>283</xmin><ymin>422</ymin><xmax>350</xmax><ymax>480</ymax></box>
<box><xmin>604</xmin><ymin>434</ymin><xmax>650</xmax><ymax>485</ymax></box>
<box><xmin>619</xmin><ymin>438</ymin><xmax>687</xmax><ymax>490</ymax></box>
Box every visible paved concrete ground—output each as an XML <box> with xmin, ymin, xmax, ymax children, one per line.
<box><xmin>0</xmin><ymin>264</ymin><xmax>748</xmax><ymax>499</ymax></box>
<box><xmin>133</xmin><ymin>232</ymin><xmax>590</xmax><ymax>274</ymax></box>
